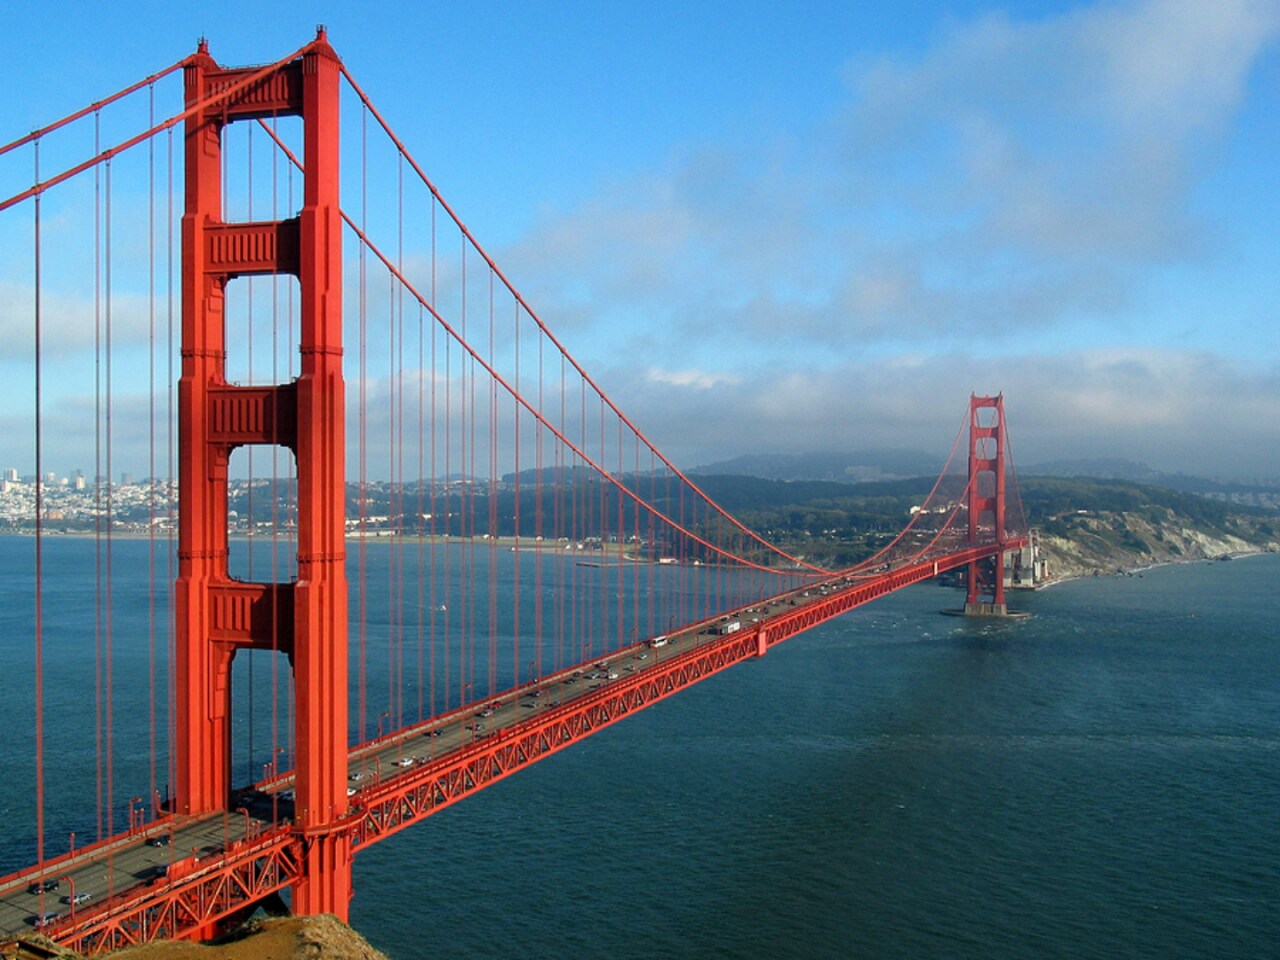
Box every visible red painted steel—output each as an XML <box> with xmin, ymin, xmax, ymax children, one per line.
<box><xmin>49</xmin><ymin>831</ymin><xmax>300</xmax><ymax>954</ymax></box>
<box><xmin>288</xmin><ymin>30</ymin><xmax>352</xmax><ymax>920</ymax></box>
<box><xmin>174</xmin><ymin>29</ymin><xmax>351</xmax><ymax>920</ymax></box>
<box><xmin>966</xmin><ymin>394</ymin><xmax>1009</xmax><ymax>609</ymax></box>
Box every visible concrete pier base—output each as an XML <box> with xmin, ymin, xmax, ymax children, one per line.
<box><xmin>942</xmin><ymin>602</ymin><xmax>1032</xmax><ymax>619</ymax></box>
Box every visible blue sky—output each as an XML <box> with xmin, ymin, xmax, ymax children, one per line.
<box><xmin>2</xmin><ymin>0</ymin><xmax>1278</xmax><ymax>480</ymax></box>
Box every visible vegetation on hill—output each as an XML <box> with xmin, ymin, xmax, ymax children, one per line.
<box><xmin>689</xmin><ymin>473</ymin><xmax>1278</xmax><ymax>575</ymax></box>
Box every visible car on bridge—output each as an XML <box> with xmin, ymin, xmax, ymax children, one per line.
<box><xmin>62</xmin><ymin>892</ymin><xmax>91</xmax><ymax>907</ymax></box>
<box><xmin>27</xmin><ymin>879</ymin><xmax>58</xmax><ymax>895</ymax></box>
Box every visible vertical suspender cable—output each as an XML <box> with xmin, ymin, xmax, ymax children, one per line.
<box><xmin>93</xmin><ymin>110</ymin><xmax>104</xmax><ymax>841</ymax></box>
<box><xmin>512</xmin><ymin>299</ymin><xmax>522</xmax><ymax>685</ymax></box>
<box><xmin>387</xmin><ymin>270</ymin><xmax>395</xmax><ymax>728</ymax></box>
<box><xmin>358</xmin><ymin>103</ymin><xmax>368</xmax><ymax>746</ymax></box>
<box><xmin>166</xmin><ymin>126</ymin><xmax>177</xmax><ymax>808</ymax></box>
<box><xmin>534</xmin><ymin>333</ymin><xmax>544</xmax><ymax>675</ymax></box>
<box><xmin>147</xmin><ymin>83</ymin><xmax>159</xmax><ymax>814</ymax></box>
<box><xmin>396</xmin><ymin>157</ymin><xmax>406</xmax><ymax>730</ymax></box>
<box><xmin>429</xmin><ymin>199</ymin><xmax>438</xmax><ymax>718</ymax></box>
<box><xmin>459</xmin><ymin>238</ymin><xmax>469</xmax><ymax>704</ymax></box>
<box><xmin>465</xmin><ymin>241</ymin><xmax>476</xmax><ymax>700</ymax></box>
<box><xmin>417</xmin><ymin>298</ymin><xmax>426</xmax><ymax>722</ymax></box>
<box><xmin>443</xmin><ymin>293</ymin><xmax>451</xmax><ymax>713</ymax></box>
<box><xmin>488</xmin><ymin>269</ymin><xmax>497</xmax><ymax>697</ymax></box>
<box><xmin>33</xmin><ymin>139</ymin><xmax>46</xmax><ymax>869</ymax></box>
<box><xmin>105</xmin><ymin>154</ymin><xmax>116</xmax><ymax>840</ymax></box>
<box><xmin>389</xmin><ymin>270</ymin><xmax>400</xmax><ymax>728</ymax></box>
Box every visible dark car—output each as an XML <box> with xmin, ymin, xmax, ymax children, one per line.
<box><xmin>145</xmin><ymin>835</ymin><xmax>170</xmax><ymax>847</ymax></box>
<box><xmin>27</xmin><ymin>879</ymin><xmax>59</xmax><ymax>895</ymax></box>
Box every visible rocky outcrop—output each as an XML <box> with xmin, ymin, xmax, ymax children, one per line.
<box><xmin>100</xmin><ymin>915</ymin><xmax>394</xmax><ymax>960</ymax></box>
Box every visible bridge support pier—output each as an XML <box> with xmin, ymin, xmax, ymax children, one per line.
<box><xmin>293</xmin><ymin>829</ymin><xmax>354</xmax><ymax>918</ymax></box>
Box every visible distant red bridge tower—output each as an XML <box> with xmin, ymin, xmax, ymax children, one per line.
<box><xmin>175</xmin><ymin>31</ymin><xmax>352</xmax><ymax>918</ymax></box>
<box><xmin>965</xmin><ymin>394</ymin><xmax>1010</xmax><ymax>615</ymax></box>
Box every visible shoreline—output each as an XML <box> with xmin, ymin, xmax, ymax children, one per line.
<box><xmin>1033</xmin><ymin>547</ymin><xmax>1275</xmax><ymax>589</ymax></box>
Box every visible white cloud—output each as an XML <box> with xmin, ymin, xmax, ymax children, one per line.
<box><xmin>644</xmin><ymin>367</ymin><xmax>741</xmax><ymax>389</ymax></box>
<box><xmin>0</xmin><ymin>280</ymin><xmax>157</xmax><ymax>359</ymax></box>
<box><xmin>495</xmin><ymin>0</ymin><xmax>1278</xmax><ymax>366</ymax></box>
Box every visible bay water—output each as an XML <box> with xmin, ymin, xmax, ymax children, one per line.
<box><xmin>2</xmin><ymin>537</ymin><xmax>1276</xmax><ymax>958</ymax></box>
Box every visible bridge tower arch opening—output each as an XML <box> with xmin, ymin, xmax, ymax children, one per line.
<box><xmin>175</xmin><ymin>30</ymin><xmax>351</xmax><ymax>919</ymax></box>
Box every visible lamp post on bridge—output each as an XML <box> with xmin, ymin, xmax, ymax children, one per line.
<box><xmin>58</xmin><ymin>876</ymin><xmax>76</xmax><ymax>919</ymax></box>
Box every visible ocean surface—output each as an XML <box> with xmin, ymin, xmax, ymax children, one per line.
<box><xmin>2</xmin><ymin>538</ymin><xmax>1278</xmax><ymax>958</ymax></box>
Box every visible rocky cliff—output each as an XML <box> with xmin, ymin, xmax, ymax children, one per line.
<box><xmin>1036</xmin><ymin>507</ymin><xmax>1278</xmax><ymax>581</ymax></box>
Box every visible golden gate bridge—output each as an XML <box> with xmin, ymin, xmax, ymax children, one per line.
<box><xmin>0</xmin><ymin>31</ymin><xmax>1027</xmax><ymax>953</ymax></box>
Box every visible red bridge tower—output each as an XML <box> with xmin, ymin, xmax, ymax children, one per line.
<box><xmin>175</xmin><ymin>31</ymin><xmax>351</xmax><ymax>918</ymax></box>
<box><xmin>965</xmin><ymin>394</ymin><xmax>1010</xmax><ymax>615</ymax></box>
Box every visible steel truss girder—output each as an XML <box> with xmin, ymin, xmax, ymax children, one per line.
<box><xmin>344</xmin><ymin>542</ymin><xmax>1021</xmax><ymax>849</ymax></box>
<box><xmin>50</xmin><ymin>831</ymin><xmax>300</xmax><ymax>955</ymax></box>
<box><xmin>346</xmin><ymin>631</ymin><xmax>764</xmax><ymax>848</ymax></box>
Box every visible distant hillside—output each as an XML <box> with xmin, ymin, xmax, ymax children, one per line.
<box><xmin>684</xmin><ymin>472</ymin><xmax>1278</xmax><ymax>574</ymax></box>
<box><xmin>688</xmin><ymin>449</ymin><xmax>944</xmax><ymax>483</ymax></box>
<box><xmin>1024</xmin><ymin>458</ymin><xmax>1280</xmax><ymax>511</ymax></box>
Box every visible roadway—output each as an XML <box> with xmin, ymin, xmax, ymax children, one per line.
<box><xmin>0</xmin><ymin>561</ymin><xmax>970</xmax><ymax>943</ymax></box>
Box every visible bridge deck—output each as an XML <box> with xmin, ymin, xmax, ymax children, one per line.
<box><xmin>0</xmin><ymin>541</ymin><xmax>1020</xmax><ymax>951</ymax></box>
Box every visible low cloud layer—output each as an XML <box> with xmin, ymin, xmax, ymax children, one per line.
<box><xmin>593</xmin><ymin>347</ymin><xmax>1280</xmax><ymax>479</ymax></box>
